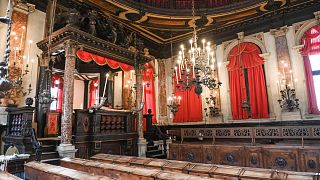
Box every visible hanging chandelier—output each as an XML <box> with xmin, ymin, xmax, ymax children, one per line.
<box><xmin>173</xmin><ymin>0</ymin><xmax>221</xmax><ymax>96</ymax></box>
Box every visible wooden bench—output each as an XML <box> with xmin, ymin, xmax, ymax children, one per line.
<box><xmin>60</xmin><ymin>157</ymin><xmax>215</xmax><ymax>180</ymax></box>
<box><xmin>91</xmin><ymin>154</ymin><xmax>318</xmax><ymax>180</ymax></box>
<box><xmin>25</xmin><ymin>161</ymin><xmax>111</xmax><ymax>180</ymax></box>
<box><xmin>0</xmin><ymin>171</ymin><xmax>21</xmax><ymax>180</ymax></box>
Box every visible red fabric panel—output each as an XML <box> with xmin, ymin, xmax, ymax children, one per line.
<box><xmin>227</xmin><ymin>43</ymin><xmax>269</xmax><ymax>120</ymax></box>
<box><xmin>173</xmin><ymin>68</ymin><xmax>203</xmax><ymax>123</ymax></box>
<box><xmin>76</xmin><ymin>50</ymin><xmax>133</xmax><ymax>71</ymax></box>
<box><xmin>143</xmin><ymin>63</ymin><xmax>157</xmax><ymax>124</ymax></box>
<box><xmin>89</xmin><ymin>78</ymin><xmax>99</xmax><ymax>108</ymax></box>
<box><xmin>303</xmin><ymin>56</ymin><xmax>320</xmax><ymax>114</ymax></box>
<box><xmin>301</xmin><ymin>25</ymin><xmax>320</xmax><ymax>56</ymax></box>
<box><xmin>51</xmin><ymin>74</ymin><xmax>64</xmax><ymax>113</ymax></box>
<box><xmin>301</xmin><ymin>25</ymin><xmax>320</xmax><ymax>114</ymax></box>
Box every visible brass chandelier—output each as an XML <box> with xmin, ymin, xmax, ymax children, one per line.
<box><xmin>173</xmin><ymin>0</ymin><xmax>221</xmax><ymax>96</ymax></box>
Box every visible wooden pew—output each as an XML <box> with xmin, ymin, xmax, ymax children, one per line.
<box><xmin>25</xmin><ymin>161</ymin><xmax>111</xmax><ymax>180</ymax></box>
<box><xmin>91</xmin><ymin>154</ymin><xmax>318</xmax><ymax>180</ymax></box>
<box><xmin>0</xmin><ymin>171</ymin><xmax>21</xmax><ymax>180</ymax></box>
<box><xmin>60</xmin><ymin>157</ymin><xmax>215</xmax><ymax>180</ymax></box>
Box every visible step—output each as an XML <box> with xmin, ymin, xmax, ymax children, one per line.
<box><xmin>41</xmin><ymin>144</ymin><xmax>56</xmax><ymax>152</ymax></box>
<box><xmin>40</xmin><ymin>158</ymin><xmax>60</xmax><ymax>165</ymax></box>
<box><xmin>148</xmin><ymin>153</ymin><xmax>166</xmax><ymax>159</ymax></box>
<box><xmin>147</xmin><ymin>145</ymin><xmax>159</xmax><ymax>151</ymax></box>
<box><xmin>31</xmin><ymin>151</ymin><xmax>59</xmax><ymax>160</ymax></box>
<box><xmin>146</xmin><ymin>149</ymin><xmax>163</xmax><ymax>156</ymax></box>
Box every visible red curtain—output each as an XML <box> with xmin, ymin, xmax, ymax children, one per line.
<box><xmin>173</xmin><ymin>71</ymin><xmax>203</xmax><ymax>123</ymax></box>
<box><xmin>51</xmin><ymin>74</ymin><xmax>64</xmax><ymax>112</ymax></box>
<box><xmin>301</xmin><ymin>25</ymin><xmax>320</xmax><ymax>114</ymax></box>
<box><xmin>143</xmin><ymin>63</ymin><xmax>157</xmax><ymax>124</ymax></box>
<box><xmin>77</xmin><ymin>50</ymin><xmax>133</xmax><ymax>71</ymax></box>
<box><xmin>89</xmin><ymin>78</ymin><xmax>99</xmax><ymax>108</ymax></box>
<box><xmin>227</xmin><ymin>43</ymin><xmax>269</xmax><ymax>120</ymax></box>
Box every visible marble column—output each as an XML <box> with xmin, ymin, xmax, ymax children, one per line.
<box><xmin>271</xmin><ymin>26</ymin><xmax>301</xmax><ymax>120</ymax></box>
<box><xmin>57</xmin><ymin>40</ymin><xmax>78</xmax><ymax>158</ymax></box>
<box><xmin>135</xmin><ymin>65</ymin><xmax>147</xmax><ymax>157</ymax></box>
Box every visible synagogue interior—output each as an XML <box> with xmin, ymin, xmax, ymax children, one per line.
<box><xmin>0</xmin><ymin>0</ymin><xmax>320</xmax><ymax>179</ymax></box>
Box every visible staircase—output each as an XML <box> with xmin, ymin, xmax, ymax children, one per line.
<box><xmin>146</xmin><ymin>141</ymin><xmax>166</xmax><ymax>159</ymax></box>
<box><xmin>36</xmin><ymin>137</ymin><xmax>60</xmax><ymax>165</ymax></box>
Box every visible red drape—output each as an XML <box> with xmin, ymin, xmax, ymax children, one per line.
<box><xmin>143</xmin><ymin>63</ymin><xmax>157</xmax><ymax>124</ymax></box>
<box><xmin>227</xmin><ymin>43</ymin><xmax>269</xmax><ymax>120</ymax></box>
<box><xmin>173</xmin><ymin>71</ymin><xmax>203</xmax><ymax>123</ymax></box>
<box><xmin>51</xmin><ymin>74</ymin><xmax>64</xmax><ymax>112</ymax></box>
<box><xmin>89</xmin><ymin>78</ymin><xmax>99</xmax><ymax>108</ymax></box>
<box><xmin>77</xmin><ymin>50</ymin><xmax>133</xmax><ymax>71</ymax></box>
<box><xmin>301</xmin><ymin>25</ymin><xmax>320</xmax><ymax>114</ymax></box>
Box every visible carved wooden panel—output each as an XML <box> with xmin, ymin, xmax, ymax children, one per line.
<box><xmin>244</xmin><ymin>146</ymin><xmax>263</xmax><ymax>168</ymax></box>
<box><xmin>180</xmin><ymin>144</ymin><xmax>203</xmax><ymax>163</ymax></box>
<box><xmin>75</xmin><ymin>143</ymin><xmax>90</xmax><ymax>159</ymax></box>
<box><xmin>263</xmin><ymin>147</ymin><xmax>298</xmax><ymax>171</ymax></box>
<box><xmin>168</xmin><ymin>143</ymin><xmax>180</xmax><ymax>161</ymax></box>
<box><xmin>299</xmin><ymin>148</ymin><xmax>320</xmax><ymax>172</ymax></box>
<box><xmin>214</xmin><ymin>145</ymin><xmax>244</xmax><ymax>167</ymax></box>
<box><xmin>202</xmin><ymin>145</ymin><xmax>215</xmax><ymax>164</ymax></box>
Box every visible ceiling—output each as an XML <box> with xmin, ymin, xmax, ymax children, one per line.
<box><xmin>28</xmin><ymin>0</ymin><xmax>320</xmax><ymax>58</ymax></box>
<box><xmin>83</xmin><ymin>0</ymin><xmax>319</xmax><ymax>45</ymax></box>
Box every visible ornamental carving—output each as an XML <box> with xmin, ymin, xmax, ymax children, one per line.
<box><xmin>224</xmin><ymin>154</ymin><xmax>236</xmax><ymax>163</ymax></box>
<box><xmin>283</xmin><ymin>127</ymin><xmax>310</xmax><ymax>137</ymax></box>
<box><xmin>250</xmin><ymin>156</ymin><xmax>258</xmax><ymax>165</ymax></box>
<box><xmin>275</xmin><ymin>157</ymin><xmax>287</xmax><ymax>168</ymax></box>
<box><xmin>199</xmin><ymin>129</ymin><xmax>213</xmax><ymax>137</ymax></box>
<box><xmin>184</xmin><ymin>129</ymin><xmax>197</xmax><ymax>137</ymax></box>
<box><xmin>216</xmin><ymin>129</ymin><xmax>231</xmax><ymax>137</ymax></box>
<box><xmin>233</xmin><ymin>128</ymin><xmax>251</xmax><ymax>137</ymax></box>
<box><xmin>313</xmin><ymin>128</ymin><xmax>320</xmax><ymax>137</ymax></box>
<box><xmin>307</xmin><ymin>159</ymin><xmax>316</xmax><ymax>169</ymax></box>
<box><xmin>186</xmin><ymin>152</ymin><xmax>194</xmax><ymax>162</ymax></box>
<box><xmin>255</xmin><ymin>128</ymin><xmax>279</xmax><ymax>137</ymax></box>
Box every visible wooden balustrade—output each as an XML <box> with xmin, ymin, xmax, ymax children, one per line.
<box><xmin>90</xmin><ymin>153</ymin><xmax>318</xmax><ymax>179</ymax></box>
<box><xmin>25</xmin><ymin>161</ymin><xmax>111</xmax><ymax>180</ymax></box>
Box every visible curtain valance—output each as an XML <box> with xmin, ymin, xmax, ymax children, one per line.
<box><xmin>76</xmin><ymin>50</ymin><xmax>133</xmax><ymax>71</ymax></box>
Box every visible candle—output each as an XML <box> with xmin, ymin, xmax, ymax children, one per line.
<box><xmin>218</xmin><ymin>62</ymin><xmax>222</xmax><ymax>73</ymax></box>
<box><xmin>130</xmin><ymin>70</ymin><xmax>133</xmax><ymax>79</ymax></box>
<box><xmin>177</xmin><ymin>60</ymin><xmax>182</xmax><ymax>79</ymax></box>
<box><xmin>30</xmin><ymin>59</ymin><xmax>34</xmax><ymax>86</ymax></box>
<box><xmin>276</xmin><ymin>80</ymin><xmax>281</xmax><ymax>98</ymax></box>
<box><xmin>202</xmin><ymin>39</ymin><xmax>205</xmax><ymax>53</ymax></box>
<box><xmin>174</xmin><ymin>66</ymin><xmax>178</xmax><ymax>84</ymax></box>
<box><xmin>102</xmin><ymin>73</ymin><xmax>109</xmax><ymax>98</ymax></box>
<box><xmin>20</xmin><ymin>26</ymin><xmax>25</xmax><ymax>50</ymax></box>
<box><xmin>14</xmin><ymin>47</ymin><xmax>17</xmax><ymax>66</ymax></box>
<box><xmin>289</xmin><ymin>70</ymin><xmax>293</xmax><ymax>87</ymax></box>
<box><xmin>142</xmin><ymin>82</ymin><xmax>145</xmax><ymax>100</ymax></box>
<box><xmin>27</xmin><ymin>40</ymin><xmax>32</xmax><ymax>65</ymax></box>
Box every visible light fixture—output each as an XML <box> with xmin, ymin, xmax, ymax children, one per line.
<box><xmin>167</xmin><ymin>94</ymin><xmax>181</xmax><ymax>116</ymax></box>
<box><xmin>172</xmin><ymin>0</ymin><xmax>221</xmax><ymax>96</ymax></box>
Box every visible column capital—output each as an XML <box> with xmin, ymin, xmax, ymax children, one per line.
<box><xmin>38</xmin><ymin>54</ymin><xmax>50</xmax><ymax>67</ymax></box>
<box><xmin>259</xmin><ymin>52</ymin><xmax>271</xmax><ymax>60</ymax></box>
<box><xmin>292</xmin><ymin>45</ymin><xmax>304</xmax><ymax>53</ymax></box>
<box><xmin>270</xmin><ymin>26</ymin><xmax>289</xmax><ymax>37</ymax></box>
<box><xmin>64</xmin><ymin>40</ymin><xmax>80</xmax><ymax>57</ymax></box>
<box><xmin>314</xmin><ymin>11</ymin><xmax>320</xmax><ymax>22</ymax></box>
<box><xmin>14</xmin><ymin>2</ymin><xmax>35</xmax><ymax>14</ymax></box>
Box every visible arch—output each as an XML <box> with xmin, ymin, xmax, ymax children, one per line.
<box><xmin>223</xmin><ymin>35</ymin><xmax>267</xmax><ymax>62</ymax></box>
<box><xmin>295</xmin><ymin>19</ymin><xmax>319</xmax><ymax>46</ymax></box>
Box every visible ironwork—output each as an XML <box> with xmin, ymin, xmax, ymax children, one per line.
<box><xmin>277</xmin><ymin>85</ymin><xmax>299</xmax><ymax>111</ymax></box>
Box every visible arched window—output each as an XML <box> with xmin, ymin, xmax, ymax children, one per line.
<box><xmin>301</xmin><ymin>25</ymin><xmax>320</xmax><ymax>114</ymax></box>
<box><xmin>143</xmin><ymin>63</ymin><xmax>157</xmax><ymax>124</ymax></box>
<box><xmin>227</xmin><ymin>42</ymin><xmax>269</xmax><ymax>120</ymax></box>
